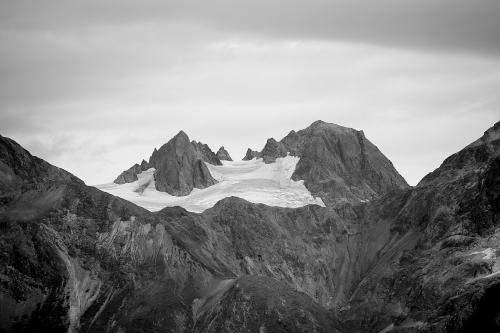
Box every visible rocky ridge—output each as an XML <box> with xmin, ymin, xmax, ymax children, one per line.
<box><xmin>191</xmin><ymin>141</ymin><xmax>222</xmax><ymax>166</ymax></box>
<box><xmin>114</xmin><ymin>131</ymin><xmax>219</xmax><ymax>196</ymax></box>
<box><xmin>242</xmin><ymin>148</ymin><xmax>262</xmax><ymax>161</ymax></box>
<box><xmin>1</xmin><ymin>120</ymin><xmax>499</xmax><ymax>332</ymax></box>
<box><xmin>216</xmin><ymin>146</ymin><xmax>232</xmax><ymax>161</ymax></box>
<box><xmin>244</xmin><ymin>120</ymin><xmax>409</xmax><ymax>205</ymax></box>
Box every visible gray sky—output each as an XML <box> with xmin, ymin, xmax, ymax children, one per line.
<box><xmin>1</xmin><ymin>1</ymin><xmax>499</xmax><ymax>186</ymax></box>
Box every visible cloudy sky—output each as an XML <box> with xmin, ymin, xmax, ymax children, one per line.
<box><xmin>1</xmin><ymin>0</ymin><xmax>499</xmax><ymax>186</ymax></box>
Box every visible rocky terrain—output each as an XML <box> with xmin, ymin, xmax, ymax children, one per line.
<box><xmin>115</xmin><ymin>121</ymin><xmax>408</xmax><ymax>206</ymax></box>
<box><xmin>244</xmin><ymin>121</ymin><xmax>409</xmax><ymax>205</ymax></box>
<box><xmin>114</xmin><ymin>131</ymin><xmax>219</xmax><ymax>196</ymax></box>
<box><xmin>0</xmin><ymin>120</ymin><xmax>499</xmax><ymax>333</ymax></box>
<box><xmin>114</xmin><ymin>160</ymin><xmax>150</xmax><ymax>184</ymax></box>
<box><xmin>191</xmin><ymin>141</ymin><xmax>222</xmax><ymax>166</ymax></box>
<box><xmin>242</xmin><ymin>148</ymin><xmax>262</xmax><ymax>161</ymax></box>
<box><xmin>216</xmin><ymin>146</ymin><xmax>232</xmax><ymax>161</ymax></box>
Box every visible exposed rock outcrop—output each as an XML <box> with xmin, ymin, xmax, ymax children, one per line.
<box><xmin>113</xmin><ymin>160</ymin><xmax>150</xmax><ymax>184</ymax></box>
<box><xmin>249</xmin><ymin>120</ymin><xmax>409</xmax><ymax>205</ymax></box>
<box><xmin>216</xmin><ymin>146</ymin><xmax>232</xmax><ymax>161</ymax></box>
<box><xmin>150</xmin><ymin>131</ymin><xmax>218</xmax><ymax>196</ymax></box>
<box><xmin>191</xmin><ymin>141</ymin><xmax>222</xmax><ymax>166</ymax></box>
<box><xmin>242</xmin><ymin>148</ymin><xmax>261</xmax><ymax>160</ymax></box>
<box><xmin>113</xmin><ymin>131</ymin><xmax>219</xmax><ymax>196</ymax></box>
<box><xmin>260</xmin><ymin>138</ymin><xmax>288</xmax><ymax>163</ymax></box>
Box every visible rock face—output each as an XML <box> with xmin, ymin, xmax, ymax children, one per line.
<box><xmin>249</xmin><ymin>120</ymin><xmax>409</xmax><ymax>205</ymax></box>
<box><xmin>261</xmin><ymin>138</ymin><xmax>288</xmax><ymax>163</ymax></box>
<box><xmin>242</xmin><ymin>148</ymin><xmax>261</xmax><ymax>160</ymax></box>
<box><xmin>1</xmin><ymin>120</ymin><xmax>500</xmax><ymax>333</ymax></box>
<box><xmin>191</xmin><ymin>141</ymin><xmax>222</xmax><ymax>166</ymax></box>
<box><xmin>149</xmin><ymin>131</ymin><xmax>218</xmax><ymax>196</ymax></box>
<box><xmin>113</xmin><ymin>159</ymin><xmax>150</xmax><ymax>184</ymax></box>
<box><xmin>113</xmin><ymin>131</ymin><xmax>219</xmax><ymax>196</ymax></box>
<box><xmin>216</xmin><ymin>146</ymin><xmax>232</xmax><ymax>161</ymax></box>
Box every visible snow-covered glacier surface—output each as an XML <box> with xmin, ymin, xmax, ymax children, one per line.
<box><xmin>96</xmin><ymin>156</ymin><xmax>325</xmax><ymax>213</ymax></box>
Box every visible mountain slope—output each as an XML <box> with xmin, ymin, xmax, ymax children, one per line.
<box><xmin>1</xmin><ymin>120</ymin><xmax>499</xmax><ymax>333</ymax></box>
<box><xmin>339</xmin><ymin>121</ymin><xmax>500</xmax><ymax>332</ymax></box>
<box><xmin>0</xmin><ymin>134</ymin><xmax>341</xmax><ymax>333</ymax></box>
<box><xmin>244</xmin><ymin>120</ymin><xmax>409</xmax><ymax>205</ymax></box>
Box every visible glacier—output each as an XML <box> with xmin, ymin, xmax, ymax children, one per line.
<box><xmin>96</xmin><ymin>156</ymin><xmax>325</xmax><ymax>213</ymax></box>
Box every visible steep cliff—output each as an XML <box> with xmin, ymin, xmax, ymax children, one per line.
<box><xmin>112</xmin><ymin>132</ymin><xmax>221</xmax><ymax>197</ymax></box>
<box><xmin>113</xmin><ymin>131</ymin><xmax>219</xmax><ymax>196</ymax></box>
<box><xmin>150</xmin><ymin>131</ymin><xmax>218</xmax><ymax>196</ymax></box>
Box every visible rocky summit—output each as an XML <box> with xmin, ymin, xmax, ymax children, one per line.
<box><xmin>244</xmin><ymin>120</ymin><xmax>409</xmax><ymax>205</ymax></box>
<box><xmin>1</xmin><ymin>120</ymin><xmax>499</xmax><ymax>333</ymax></box>
<box><xmin>113</xmin><ymin>131</ymin><xmax>219</xmax><ymax>196</ymax></box>
<box><xmin>216</xmin><ymin>146</ymin><xmax>233</xmax><ymax>161</ymax></box>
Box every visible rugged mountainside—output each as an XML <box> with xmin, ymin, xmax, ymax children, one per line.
<box><xmin>216</xmin><ymin>146</ymin><xmax>232</xmax><ymax>161</ymax></box>
<box><xmin>244</xmin><ymin>121</ymin><xmax>409</xmax><ymax>205</ymax></box>
<box><xmin>1</xmin><ymin>120</ymin><xmax>499</xmax><ymax>333</ymax></box>
<box><xmin>0</xmin><ymin>133</ymin><xmax>342</xmax><ymax>333</ymax></box>
<box><xmin>339</xmin><ymin>121</ymin><xmax>500</xmax><ymax>332</ymax></box>
<box><xmin>114</xmin><ymin>131</ymin><xmax>219</xmax><ymax>196</ymax></box>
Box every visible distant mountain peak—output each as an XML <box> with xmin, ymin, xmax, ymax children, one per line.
<box><xmin>216</xmin><ymin>146</ymin><xmax>233</xmax><ymax>161</ymax></box>
<box><xmin>174</xmin><ymin>130</ymin><xmax>189</xmax><ymax>140</ymax></box>
<box><xmin>245</xmin><ymin>121</ymin><xmax>409</xmax><ymax>205</ymax></box>
<box><xmin>114</xmin><ymin>130</ymin><xmax>219</xmax><ymax>196</ymax></box>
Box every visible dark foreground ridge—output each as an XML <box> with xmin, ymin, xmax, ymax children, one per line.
<box><xmin>0</xmin><ymin>120</ymin><xmax>499</xmax><ymax>332</ymax></box>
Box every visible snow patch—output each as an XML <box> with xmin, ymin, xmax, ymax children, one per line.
<box><xmin>470</xmin><ymin>248</ymin><xmax>496</xmax><ymax>260</ymax></box>
<box><xmin>96</xmin><ymin>156</ymin><xmax>325</xmax><ymax>213</ymax></box>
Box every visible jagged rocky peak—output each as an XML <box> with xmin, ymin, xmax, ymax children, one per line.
<box><xmin>114</xmin><ymin>160</ymin><xmax>151</xmax><ymax>184</ymax></box>
<box><xmin>216</xmin><ymin>146</ymin><xmax>232</xmax><ymax>161</ymax></box>
<box><xmin>261</xmin><ymin>138</ymin><xmax>288</xmax><ymax>163</ymax></box>
<box><xmin>253</xmin><ymin>120</ymin><xmax>409</xmax><ymax>205</ymax></box>
<box><xmin>242</xmin><ymin>148</ymin><xmax>262</xmax><ymax>160</ymax></box>
<box><xmin>113</xmin><ymin>130</ymin><xmax>218</xmax><ymax>196</ymax></box>
<box><xmin>191</xmin><ymin>140</ymin><xmax>222</xmax><ymax>166</ymax></box>
<box><xmin>140</xmin><ymin>159</ymin><xmax>149</xmax><ymax>169</ymax></box>
<box><xmin>149</xmin><ymin>130</ymin><xmax>218</xmax><ymax>196</ymax></box>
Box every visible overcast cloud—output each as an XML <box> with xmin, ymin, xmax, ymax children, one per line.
<box><xmin>0</xmin><ymin>1</ymin><xmax>499</xmax><ymax>185</ymax></box>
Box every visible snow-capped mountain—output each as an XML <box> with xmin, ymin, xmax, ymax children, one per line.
<box><xmin>97</xmin><ymin>156</ymin><xmax>324</xmax><ymax>212</ymax></box>
<box><xmin>100</xmin><ymin>120</ymin><xmax>408</xmax><ymax>212</ymax></box>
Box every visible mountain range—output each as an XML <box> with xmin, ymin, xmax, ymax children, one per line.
<box><xmin>0</xmin><ymin>120</ymin><xmax>499</xmax><ymax>332</ymax></box>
